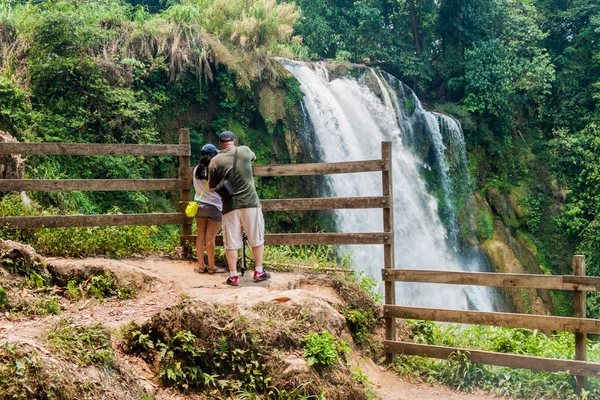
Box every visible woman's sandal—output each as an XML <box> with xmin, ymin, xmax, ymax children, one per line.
<box><xmin>207</xmin><ymin>267</ymin><xmax>227</xmax><ymax>274</ymax></box>
<box><xmin>194</xmin><ymin>266</ymin><xmax>209</xmax><ymax>274</ymax></box>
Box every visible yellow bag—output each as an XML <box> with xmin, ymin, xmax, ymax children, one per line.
<box><xmin>186</xmin><ymin>181</ymin><xmax>208</xmax><ymax>217</ymax></box>
<box><xmin>185</xmin><ymin>201</ymin><xmax>199</xmax><ymax>217</ymax></box>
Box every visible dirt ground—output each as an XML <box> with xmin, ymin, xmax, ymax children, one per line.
<box><xmin>0</xmin><ymin>256</ymin><xmax>505</xmax><ymax>400</ymax></box>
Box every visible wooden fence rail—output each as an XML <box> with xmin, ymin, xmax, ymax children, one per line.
<box><xmin>0</xmin><ymin>142</ymin><xmax>190</xmax><ymax>156</ymax></box>
<box><xmin>0</xmin><ymin>131</ymin><xmax>395</xmax><ymax>273</ymax></box>
<box><xmin>382</xmin><ymin>255</ymin><xmax>597</xmax><ymax>391</ymax></box>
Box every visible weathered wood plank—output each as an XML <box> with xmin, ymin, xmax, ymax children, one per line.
<box><xmin>382</xmin><ymin>142</ymin><xmax>396</xmax><ymax>358</ymax></box>
<box><xmin>183</xmin><ymin>161</ymin><xmax>385</xmax><ymax>177</ymax></box>
<box><xmin>252</xmin><ymin>160</ymin><xmax>386</xmax><ymax>176</ymax></box>
<box><xmin>573</xmin><ymin>255</ymin><xmax>588</xmax><ymax>391</ymax></box>
<box><xmin>181</xmin><ymin>232</ymin><xmax>389</xmax><ymax>246</ymax></box>
<box><xmin>0</xmin><ymin>142</ymin><xmax>189</xmax><ymax>156</ymax></box>
<box><xmin>0</xmin><ymin>214</ymin><xmax>185</xmax><ymax>228</ymax></box>
<box><xmin>384</xmin><ymin>305</ymin><xmax>600</xmax><ymax>334</ymax></box>
<box><xmin>382</xmin><ymin>269</ymin><xmax>600</xmax><ymax>292</ymax></box>
<box><xmin>177</xmin><ymin>197</ymin><xmax>390</xmax><ymax>211</ymax></box>
<box><xmin>260</xmin><ymin>197</ymin><xmax>390</xmax><ymax>211</ymax></box>
<box><xmin>179</xmin><ymin>128</ymin><xmax>192</xmax><ymax>255</ymax></box>
<box><xmin>1</xmin><ymin>179</ymin><xmax>188</xmax><ymax>192</ymax></box>
<box><xmin>384</xmin><ymin>341</ymin><xmax>600</xmax><ymax>377</ymax></box>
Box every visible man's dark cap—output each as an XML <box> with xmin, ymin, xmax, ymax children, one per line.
<box><xmin>219</xmin><ymin>131</ymin><xmax>235</xmax><ymax>142</ymax></box>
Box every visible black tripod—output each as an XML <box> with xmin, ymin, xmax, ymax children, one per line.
<box><xmin>240</xmin><ymin>231</ymin><xmax>251</xmax><ymax>276</ymax></box>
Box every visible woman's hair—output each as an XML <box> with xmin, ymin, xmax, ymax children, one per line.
<box><xmin>195</xmin><ymin>152</ymin><xmax>216</xmax><ymax>180</ymax></box>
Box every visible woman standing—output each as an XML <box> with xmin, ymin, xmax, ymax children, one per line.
<box><xmin>192</xmin><ymin>144</ymin><xmax>226</xmax><ymax>274</ymax></box>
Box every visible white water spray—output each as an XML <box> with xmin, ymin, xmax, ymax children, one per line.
<box><xmin>281</xmin><ymin>60</ymin><xmax>498</xmax><ymax>311</ymax></box>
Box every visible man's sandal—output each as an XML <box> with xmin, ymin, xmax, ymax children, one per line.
<box><xmin>208</xmin><ymin>267</ymin><xmax>227</xmax><ymax>274</ymax></box>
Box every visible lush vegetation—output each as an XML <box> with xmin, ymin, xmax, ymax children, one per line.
<box><xmin>2</xmin><ymin>0</ymin><xmax>600</xmax><ymax>396</ymax></box>
<box><xmin>396</xmin><ymin>320</ymin><xmax>600</xmax><ymax>399</ymax></box>
<box><xmin>0</xmin><ymin>0</ymin><xmax>311</xmax><ymax>230</ymax></box>
<box><xmin>291</xmin><ymin>0</ymin><xmax>600</xmax><ymax>318</ymax></box>
<box><xmin>2</xmin><ymin>0</ymin><xmax>598</xmax><ymax>299</ymax></box>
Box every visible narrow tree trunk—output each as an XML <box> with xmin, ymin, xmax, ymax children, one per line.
<box><xmin>408</xmin><ymin>0</ymin><xmax>422</xmax><ymax>54</ymax></box>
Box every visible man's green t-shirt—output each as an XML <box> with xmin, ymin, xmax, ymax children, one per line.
<box><xmin>208</xmin><ymin>146</ymin><xmax>259</xmax><ymax>214</ymax></box>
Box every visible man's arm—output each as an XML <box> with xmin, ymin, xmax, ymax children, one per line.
<box><xmin>208</xmin><ymin>162</ymin><xmax>218</xmax><ymax>192</ymax></box>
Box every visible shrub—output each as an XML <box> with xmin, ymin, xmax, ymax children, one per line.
<box><xmin>303</xmin><ymin>330</ymin><xmax>349</xmax><ymax>367</ymax></box>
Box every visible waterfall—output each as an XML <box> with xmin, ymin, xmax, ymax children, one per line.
<box><xmin>281</xmin><ymin>59</ymin><xmax>498</xmax><ymax>311</ymax></box>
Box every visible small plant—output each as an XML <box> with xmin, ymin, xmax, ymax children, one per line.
<box><xmin>30</xmin><ymin>296</ymin><xmax>62</xmax><ymax>315</ymax></box>
<box><xmin>157</xmin><ymin>330</ymin><xmax>209</xmax><ymax>389</ymax></box>
<box><xmin>343</xmin><ymin>308</ymin><xmax>376</xmax><ymax>345</ymax></box>
<box><xmin>66</xmin><ymin>272</ymin><xmax>135</xmax><ymax>300</ymax></box>
<box><xmin>358</xmin><ymin>275</ymin><xmax>382</xmax><ymax>304</ymax></box>
<box><xmin>303</xmin><ymin>330</ymin><xmax>348</xmax><ymax>367</ymax></box>
<box><xmin>476</xmin><ymin>210</ymin><xmax>494</xmax><ymax>241</ymax></box>
<box><xmin>0</xmin><ymin>287</ymin><xmax>7</xmax><ymax>310</ymax></box>
<box><xmin>46</xmin><ymin>319</ymin><xmax>114</xmax><ymax>367</ymax></box>
<box><xmin>522</xmin><ymin>195</ymin><xmax>543</xmax><ymax>234</ymax></box>
<box><xmin>0</xmin><ymin>343</ymin><xmax>41</xmax><ymax>398</ymax></box>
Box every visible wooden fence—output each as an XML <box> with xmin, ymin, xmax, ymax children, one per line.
<box><xmin>382</xmin><ymin>255</ymin><xmax>600</xmax><ymax>391</ymax></box>
<box><xmin>0</xmin><ymin>130</ymin><xmax>394</xmax><ymax>275</ymax></box>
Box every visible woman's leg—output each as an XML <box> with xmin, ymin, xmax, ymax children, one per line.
<box><xmin>195</xmin><ymin>218</ymin><xmax>208</xmax><ymax>270</ymax></box>
<box><xmin>205</xmin><ymin>219</ymin><xmax>222</xmax><ymax>271</ymax></box>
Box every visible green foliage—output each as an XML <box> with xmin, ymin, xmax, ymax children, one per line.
<box><xmin>303</xmin><ymin>330</ymin><xmax>349</xmax><ymax>367</ymax></box>
<box><xmin>458</xmin><ymin>0</ymin><xmax>555</xmax><ymax>117</ymax></box>
<box><xmin>157</xmin><ymin>330</ymin><xmax>210</xmax><ymax>389</ymax></box>
<box><xmin>66</xmin><ymin>271</ymin><xmax>135</xmax><ymax>300</ymax></box>
<box><xmin>0</xmin><ymin>287</ymin><xmax>7</xmax><ymax>309</ymax></box>
<box><xmin>0</xmin><ymin>343</ymin><xmax>42</xmax><ymax>399</ymax></box>
<box><xmin>476</xmin><ymin>209</ymin><xmax>494</xmax><ymax>241</ymax></box>
<box><xmin>0</xmin><ymin>194</ymin><xmax>172</xmax><ymax>257</ymax></box>
<box><xmin>550</xmin><ymin>122</ymin><xmax>600</xmax><ymax>316</ymax></box>
<box><xmin>46</xmin><ymin>319</ymin><xmax>114</xmax><ymax>367</ymax></box>
<box><xmin>521</xmin><ymin>195</ymin><xmax>543</xmax><ymax>234</ymax></box>
<box><xmin>123</xmin><ymin>318</ymin><xmax>270</xmax><ymax>393</ymax></box>
<box><xmin>342</xmin><ymin>308</ymin><xmax>375</xmax><ymax>345</ymax></box>
<box><xmin>397</xmin><ymin>322</ymin><xmax>600</xmax><ymax>398</ymax></box>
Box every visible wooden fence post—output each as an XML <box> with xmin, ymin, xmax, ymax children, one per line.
<box><xmin>573</xmin><ymin>255</ymin><xmax>587</xmax><ymax>392</ymax></box>
<box><xmin>179</xmin><ymin>128</ymin><xmax>192</xmax><ymax>257</ymax></box>
<box><xmin>382</xmin><ymin>141</ymin><xmax>396</xmax><ymax>363</ymax></box>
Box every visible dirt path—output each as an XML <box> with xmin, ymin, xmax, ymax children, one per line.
<box><xmin>1</xmin><ymin>257</ymin><xmax>505</xmax><ymax>400</ymax></box>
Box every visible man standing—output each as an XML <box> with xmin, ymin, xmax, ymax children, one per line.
<box><xmin>208</xmin><ymin>131</ymin><xmax>269</xmax><ymax>286</ymax></box>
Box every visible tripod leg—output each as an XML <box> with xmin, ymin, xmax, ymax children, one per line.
<box><xmin>241</xmin><ymin>239</ymin><xmax>246</xmax><ymax>276</ymax></box>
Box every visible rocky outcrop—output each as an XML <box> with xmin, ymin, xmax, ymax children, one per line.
<box><xmin>0</xmin><ymin>131</ymin><xmax>24</xmax><ymax>180</ymax></box>
<box><xmin>474</xmin><ymin>188</ymin><xmax>554</xmax><ymax>315</ymax></box>
<box><xmin>481</xmin><ymin>238</ymin><xmax>552</xmax><ymax>315</ymax></box>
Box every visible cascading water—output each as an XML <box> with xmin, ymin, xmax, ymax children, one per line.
<box><xmin>281</xmin><ymin>59</ymin><xmax>501</xmax><ymax>311</ymax></box>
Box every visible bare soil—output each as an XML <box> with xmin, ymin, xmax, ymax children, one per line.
<box><xmin>1</xmin><ymin>256</ymin><xmax>505</xmax><ymax>399</ymax></box>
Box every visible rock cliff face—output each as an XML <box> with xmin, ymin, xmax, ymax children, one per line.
<box><xmin>0</xmin><ymin>131</ymin><xmax>24</xmax><ymax>180</ymax></box>
<box><xmin>460</xmin><ymin>190</ymin><xmax>554</xmax><ymax>314</ymax></box>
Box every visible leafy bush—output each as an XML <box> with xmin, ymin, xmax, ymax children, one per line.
<box><xmin>303</xmin><ymin>330</ymin><xmax>349</xmax><ymax>367</ymax></box>
<box><xmin>1</xmin><ymin>194</ymin><xmax>171</xmax><ymax>257</ymax></box>
<box><xmin>396</xmin><ymin>322</ymin><xmax>600</xmax><ymax>398</ymax></box>
<box><xmin>157</xmin><ymin>330</ymin><xmax>212</xmax><ymax>389</ymax></box>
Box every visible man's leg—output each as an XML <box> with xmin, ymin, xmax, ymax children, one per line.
<box><xmin>240</xmin><ymin>207</ymin><xmax>268</xmax><ymax>281</ymax></box>
<box><xmin>251</xmin><ymin>244</ymin><xmax>264</xmax><ymax>269</ymax></box>
<box><xmin>222</xmin><ymin>210</ymin><xmax>243</xmax><ymax>285</ymax></box>
<box><xmin>226</xmin><ymin>249</ymin><xmax>238</xmax><ymax>274</ymax></box>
